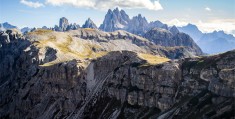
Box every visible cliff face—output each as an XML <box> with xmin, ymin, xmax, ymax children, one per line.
<box><xmin>80</xmin><ymin>50</ymin><xmax>235</xmax><ymax>119</ymax></box>
<box><xmin>0</xmin><ymin>30</ymin><xmax>234</xmax><ymax>119</ymax></box>
<box><xmin>144</xmin><ymin>28</ymin><xmax>203</xmax><ymax>56</ymax></box>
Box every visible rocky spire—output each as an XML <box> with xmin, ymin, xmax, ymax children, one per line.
<box><xmin>82</xmin><ymin>18</ymin><xmax>98</xmax><ymax>29</ymax></box>
<box><xmin>127</xmin><ymin>14</ymin><xmax>149</xmax><ymax>35</ymax></box>
<box><xmin>169</xmin><ymin>25</ymin><xmax>179</xmax><ymax>35</ymax></box>
<box><xmin>99</xmin><ymin>8</ymin><xmax>130</xmax><ymax>32</ymax></box>
<box><xmin>59</xmin><ymin>17</ymin><xmax>69</xmax><ymax>31</ymax></box>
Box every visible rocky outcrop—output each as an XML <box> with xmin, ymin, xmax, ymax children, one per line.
<box><xmin>82</xmin><ymin>18</ymin><xmax>98</xmax><ymax>29</ymax></box>
<box><xmin>144</xmin><ymin>28</ymin><xmax>203</xmax><ymax>55</ymax></box>
<box><xmin>99</xmin><ymin>8</ymin><xmax>170</xmax><ymax>36</ymax></box>
<box><xmin>0</xmin><ymin>30</ymin><xmax>234</xmax><ymax>119</ymax></box>
<box><xmin>21</xmin><ymin>27</ymin><xmax>32</xmax><ymax>34</ymax></box>
<box><xmin>78</xmin><ymin>50</ymin><xmax>235</xmax><ymax>119</ymax></box>
<box><xmin>54</xmin><ymin>17</ymin><xmax>80</xmax><ymax>31</ymax></box>
<box><xmin>67</xmin><ymin>29</ymin><xmax>201</xmax><ymax>59</ymax></box>
<box><xmin>59</xmin><ymin>17</ymin><xmax>69</xmax><ymax>31</ymax></box>
<box><xmin>177</xmin><ymin>23</ymin><xmax>203</xmax><ymax>42</ymax></box>
<box><xmin>169</xmin><ymin>25</ymin><xmax>179</xmax><ymax>35</ymax></box>
<box><xmin>99</xmin><ymin>8</ymin><xmax>130</xmax><ymax>32</ymax></box>
<box><xmin>0</xmin><ymin>31</ymin><xmax>10</xmax><ymax>47</ymax></box>
<box><xmin>127</xmin><ymin>14</ymin><xmax>149</xmax><ymax>35</ymax></box>
<box><xmin>149</xmin><ymin>20</ymin><xmax>168</xmax><ymax>30</ymax></box>
<box><xmin>67</xmin><ymin>23</ymin><xmax>80</xmax><ymax>30</ymax></box>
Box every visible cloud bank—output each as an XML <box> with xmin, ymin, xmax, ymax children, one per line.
<box><xmin>166</xmin><ymin>18</ymin><xmax>235</xmax><ymax>36</ymax></box>
<box><xmin>197</xmin><ymin>19</ymin><xmax>235</xmax><ymax>35</ymax></box>
<box><xmin>205</xmin><ymin>7</ymin><xmax>211</xmax><ymax>11</ymax></box>
<box><xmin>167</xmin><ymin>18</ymin><xmax>188</xmax><ymax>27</ymax></box>
<box><xmin>20</xmin><ymin>0</ymin><xmax>45</xmax><ymax>8</ymax></box>
<box><xmin>45</xmin><ymin>0</ymin><xmax>163</xmax><ymax>11</ymax></box>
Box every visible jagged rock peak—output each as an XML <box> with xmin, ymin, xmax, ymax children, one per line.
<box><xmin>82</xmin><ymin>18</ymin><xmax>98</xmax><ymax>29</ymax></box>
<box><xmin>132</xmin><ymin>14</ymin><xmax>148</xmax><ymax>23</ymax></box>
<box><xmin>54</xmin><ymin>17</ymin><xmax>80</xmax><ymax>31</ymax></box>
<box><xmin>144</xmin><ymin>28</ymin><xmax>203</xmax><ymax>55</ymax></box>
<box><xmin>127</xmin><ymin>14</ymin><xmax>149</xmax><ymax>35</ymax></box>
<box><xmin>113</xmin><ymin>7</ymin><xmax>120</xmax><ymax>13</ymax></box>
<box><xmin>59</xmin><ymin>17</ymin><xmax>69</xmax><ymax>31</ymax></box>
<box><xmin>149</xmin><ymin>20</ymin><xmax>168</xmax><ymax>30</ymax></box>
<box><xmin>169</xmin><ymin>25</ymin><xmax>179</xmax><ymax>35</ymax></box>
<box><xmin>99</xmin><ymin>7</ymin><xmax>130</xmax><ymax>32</ymax></box>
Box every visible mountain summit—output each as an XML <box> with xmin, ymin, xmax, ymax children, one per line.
<box><xmin>178</xmin><ymin>23</ymin><xmax>203</xmax><ymax>42</ymax></box>
<box><xmin>179</xmin><ymin>24</ymin><xmax>235</xmax><ymax>54</ymax></box>
<box><xmin>99</xmin><ymin>8</ymin><xmax>169</xmax><ymax>36</ymax></box>
<box><xmin>82</xmin><ymin>18</ymin><xmax>98</xmax><ymax>29</ymax></box>
<box><xmin>99</xmin><ymin>8</ymin><xmax>130</xmax><ymax>32</ymax></box>
<box><xmin>127</xmin><ymin>14</ymin><xmax>149</xmax><ymax>35</ymax></box>
<box><xmin>0</xmin><ymin>22</ymin><xmax>17</xmax><ymax>31</ymax></box>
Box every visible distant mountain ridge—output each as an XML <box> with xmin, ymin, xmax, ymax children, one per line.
<box><xmin>82</xmin><ymin>18</ymin><xmax>98</xmax><ymax>29</ymax></box>
<box><xmin>2</xmin><ymin>8</ymin><xmax>234</xmax><ymax>54</ymax></box>
<box><xmin>178</xmin><ymin>24</ymin><xmax>235</xmax><ymax>54</ymax></box>
<box><xmin>99</xmin><ymin>8</ymin><xmax>168</xmax><ymax>35</ymax></box>
<box><xmin>0</xmin><ymin>29</ymin><xmax>234</xmax><ymax>119</ymax></box>
<box><xmin>177</xmin><ymin>24</ymin><xmax>203</xmax><ymax>42</ymax></box>
<box><xmin>0</xmin><ymin>8</ymin><xmax>203</xmax><ymax>56</ymax></box>
<box><xmin>0</xmin><ymin>22</ymin><xmax>17</xmax><ymax>30</ymax></box>
<box><xmin>144</xmin><ymin>28</ymin><xmax>202</xmax><ymax>55</ymax></box>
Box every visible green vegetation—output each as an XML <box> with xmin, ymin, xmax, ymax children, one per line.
<box><xmin>138</xmin><ymin>53</ymin><xmax>170</xmax><ymax>65</ymax></box>
<box><xmin>84</xmin><ymin>28</ymin><xmax>96</xmax><ymax>31</ymax></box>
<box><xmin>28</xmin><ymin>29</ymin><xmax>53</xmax><ymax>35</ymax></box>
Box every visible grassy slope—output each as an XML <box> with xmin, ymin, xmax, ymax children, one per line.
<box><xmin>27</xmin><ymin>29</ymin><xmax>170</xmax><ymax>67</ymax></box>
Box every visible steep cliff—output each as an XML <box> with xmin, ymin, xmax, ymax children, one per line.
<box><xmin>0</xmin><ymin>29</ymin><xmax>234</xmax><ymax>119</ymax></box>
<box><xmin>144</xmin><ymin>28</ymin><xmax>203</xmax><ymax>56</ymax></box>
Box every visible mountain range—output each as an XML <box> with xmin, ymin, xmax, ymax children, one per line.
<box><xmin>0</xmin><ymin>7</ymin><xmax>235</xmax><ymax>119</ymax></box>
<box><xmin>1</xmin><ymin>8</ymin><xmax>235</xmax><ymax>55</ymax></box>
<box><xmin>0</xmin><ymin>27</ymin><xmax>234</xmax><ymax>119</ymax></box>
<box><xmin>178</xmin><ymin>24</ymin><xmax>235</xmax><ymax>54</ymax></box>
<box><xmin>99</xmin><ymin>8</ymin><xmax>168</xmax><ymax>35</ymax></box>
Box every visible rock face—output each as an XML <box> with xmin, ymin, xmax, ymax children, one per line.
<box><xmin>127</xmin><ymin>14</ymin><xmax>149</xmax><ymax>35</ymax></box>
<box><xmin>178</xmin><ymin>23</ymin><xmax>203</xmax><ymax>42</ymax></box>
<box><xmin>99</xmin><ymin>8</ymin><xmax>169</xmax><ymax>35</ymax></box>
<box><xmin>99</xmin><ymin>8</ymin><xmax>130</xmax><ymax>32</ymax></box>
<box><xmin>169</xmin><ymin>25</ymin><xmax>179</xmax><ymax>35</ymax></box>
<box><xmin>54</xmin><ymin>17</ymin><xmax>80</xmax><ymax>31</ymax></box>
<box><xmin>0</xmin><ymin>31</ymin><xmax>10</xmax><ymax>47</ymax></box>
<box><xmin>144</xmin><ymin>28</ymin><xmax>203</xmax><ymax>55</ymax></box>
<box><xmin>0</xmin><ymin>29</ymin><xmax>234</xmax><ymax>119</ymax></box>
<box><xmin>99</xmin><ymin>8</ymin><xmax>203</xmax><ymax>57</ymax></box>
<box><xmin>67</xmin><ymin>29</ymin><xmax>200</xmax><ymax>59</ymax></box>
<box><xmin>149</xmin><ymin>20</ymin><xmax>168</xmax><ymax>30</ymax></box>
<box><xmin>21</xmin><ymin>27</ymin><xmax>32</xmax><ymax>34</ymax></box>
<box><xmin>59</xmin><ymin>17</ymin><xmax>69</xmax><ymax>31</ymax></box>
<box><xmin>82</xmin><ymin>18</ymin><xmax>98</xmax><ymax>29</ymax></box>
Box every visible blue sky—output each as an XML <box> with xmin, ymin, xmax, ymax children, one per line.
<box><xmin>0</xmin><ymin>0</ymin><xmax>235</xmax><ymax>35</ymax></box>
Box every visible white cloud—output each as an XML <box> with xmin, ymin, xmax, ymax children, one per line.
<box><xmin>196</xmin><ymin>19</ymin><xmax>235</xmax><ymax>36</ymax></box>
<box><xmin>166</xmin><ymin>18</ymin><xmax>188</xmax><ymax>27</ymax></box>
<box><xmin>205</xmin><ymin>7</ymin><xmax>211</xmax><ymax>11</ymax></box>
<box><xmin>45</xmin><ymin>0</ymin><xmax>163</xmax><ymax>11</ymax></box>
<box><xmin>20</xmin><ymin>0</ymin><xmax>45</xmax><ymax>8</ymax></box>
<box><xmin>166</xmin><ymin>18</ymin><xmax>235</xmax><ymax>36</ymax></box>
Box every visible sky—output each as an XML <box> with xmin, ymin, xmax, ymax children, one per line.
<box><xmin>0</xmin><ymin>0</ymin><xmax>235</xmax><ymax>35</ymax></box>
